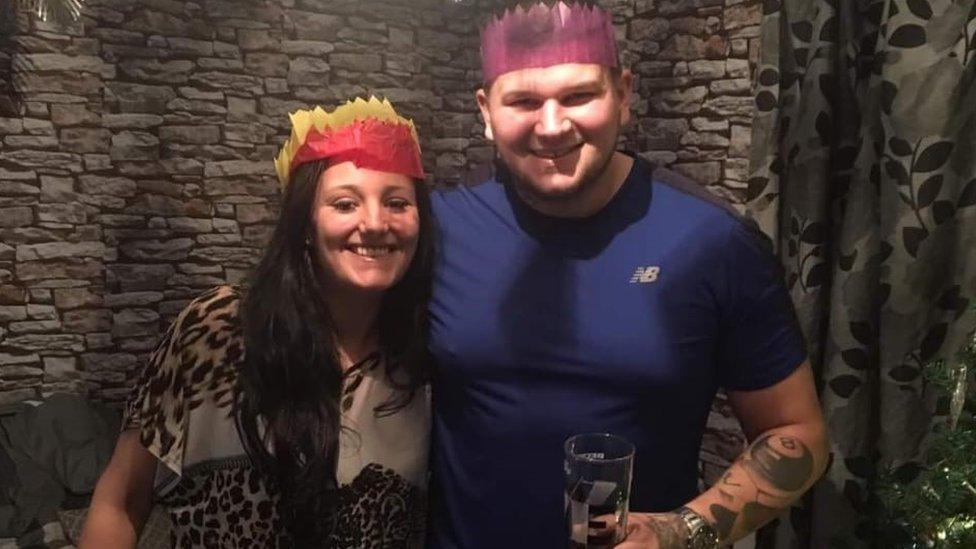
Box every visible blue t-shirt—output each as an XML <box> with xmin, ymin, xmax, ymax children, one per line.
<box><xmin>427</xmin><ymin>156</ymin><xmax>806</xmax><ymax>548</ymax></box>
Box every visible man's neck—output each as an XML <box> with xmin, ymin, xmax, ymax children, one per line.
<box><xmin>516</xmin><ymin>151</ymin><xmax>634</xmax><ymax>218</ymax></box>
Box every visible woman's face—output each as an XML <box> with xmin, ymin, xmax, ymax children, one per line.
<box><xmin>310</xmin><ymin>161</ymin><xmax>420</xmax><ymax>295</ymax></box>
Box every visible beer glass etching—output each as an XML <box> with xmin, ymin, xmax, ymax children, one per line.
<box><xmin>564</xmin><ymin>433</ymin><xmax>634</xmax><ymax>548</ymax></box>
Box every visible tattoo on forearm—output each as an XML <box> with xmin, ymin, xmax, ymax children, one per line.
<box><xmin>742</xmin><ymin>434</ymin><xmax>814</xmax><ymax>493</ymax></box>
<box><xmin>709</xmin><ymin>503</ymin><xmax>737</xmax><ymax>539</ymax></box>
<box><xmin>705</xmin><ymin>435</ymin><xmax>816</xmax><ymax>541</ymax></box>
<box><xmin>720</xmin><ymin>470</ymin><xmax>741</xmax><ymax>487</ymax></box>
<box><xmin>709</xmin><ymin>498</ymin><xmax>779</xmax><ymax>541</ymax></box>
<box><xmin>646</xmin><ymin>514</ymin><xmax>687</xmax><ymax>548</ymax></box>
<box><xmin>741</xmin><ymin>500</ymin><xmax>777</xmax><ymax>527</ymax></box>
<box><xmin>717</xmin><ymin>470</ymin><xmax>738</xmax><ymax>501</ymax></box>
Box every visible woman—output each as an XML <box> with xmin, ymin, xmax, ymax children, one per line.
<box><xmin>79</xmin><ymin>97</ymin><xmax>433</xmax><ymax>548</ymax></box>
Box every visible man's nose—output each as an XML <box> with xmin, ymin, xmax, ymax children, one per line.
<box><xmin>536</xmin><ymin>100</ymin><xmax>571</xmax><ymax>137</ymax></box>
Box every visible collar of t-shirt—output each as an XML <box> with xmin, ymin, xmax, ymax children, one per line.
<box><xmin>498</xmin><ymin>152</ymin><xmax>655</xmax><ymax>256</ymax></box>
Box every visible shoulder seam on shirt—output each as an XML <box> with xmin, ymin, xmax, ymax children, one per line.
<box><xmin>461</xmin><ymin>162</ymin><xmax>497</xmax><ymax>188</ymax></box>
<box><xmin>431</xmin><ymin>162</ymin><xmax>496</xmax><ymax>194</ymax></box>
<box><xmin>650</xmin><ymin>165</ymin><xmax>741</xmax><ymax>219</ymax></box>
<box><xmin>648</xmin><ymin>164</ymin><xmax>773</xmax><ymax>253</ymax></box>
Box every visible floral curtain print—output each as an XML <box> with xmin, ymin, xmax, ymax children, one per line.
<box><xmin>745</xmin><ymin>0</ymin><xmax>976</xmax><ymax>545</ymax></box>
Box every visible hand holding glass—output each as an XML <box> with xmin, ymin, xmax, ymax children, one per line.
<box><xmin>564</xmin><ymin>433</ymin><xmax>635</xmax><ymax>548</ymax></box>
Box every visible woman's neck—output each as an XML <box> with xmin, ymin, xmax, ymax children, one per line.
<box><xmin>323</xmin><ymin>288</ymin><xmax>381</xmax><ymax>370</ymax></box>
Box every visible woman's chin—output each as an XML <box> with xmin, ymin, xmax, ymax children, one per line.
<box><xmin>339</xmin><ymin>276</ymin><xmax>400</xmax><ymax>295</ymax></box>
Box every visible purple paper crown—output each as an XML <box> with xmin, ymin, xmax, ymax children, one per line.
<box><xmin>480</xmin><ymin>1</ymin><xmax>619</xmax><ymax>83</ymax></box>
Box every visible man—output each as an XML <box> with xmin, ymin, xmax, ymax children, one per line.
<box><xmin>427</xmin><ymin>1</ymin><xmax>828</xmax><ymax>547</ymax></box>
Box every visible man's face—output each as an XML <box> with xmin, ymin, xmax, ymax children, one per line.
<box><xmin>477</xmin><ymin>63</ymin><xmax>632</xmax><ymax>207</ymax></box>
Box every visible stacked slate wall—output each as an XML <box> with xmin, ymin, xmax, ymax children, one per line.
<box><xmin>0</xmin><ymin>0</ymin><xmax>762</xmax><ymax>483</ymax></box>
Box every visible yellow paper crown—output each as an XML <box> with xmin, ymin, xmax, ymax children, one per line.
<box><xmin>273</xmin><ymin>96</ymin><xmax>421</xmax><ymax>187</ymax></box>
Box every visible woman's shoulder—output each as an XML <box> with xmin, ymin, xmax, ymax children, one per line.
<box><xmin>144</xmin><ymin>285</ymin><xmax>246</xmax><ymax>409</ymax></box>
<box><xmin>174</xmin><ymin>284</ymin><xmax>243</xmax><ymax>328</ymax></box>
<box><xmin>123</xmin><ymin>285</ymin><xmax>248</xmax><ymax>477</ymax></box>
<box><xmin>166</xmin><ymin>285</ymin><xmax>243</xmax><ymax>349</ymax></box>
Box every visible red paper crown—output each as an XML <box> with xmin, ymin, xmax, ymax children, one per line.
<box><xmin>480</xmin><ymin>1</ymin><xmax>618</xmax><ymax>83</ymax></box>
<box><xmin>274</xmin><ymin>97</ymin><xmax>424</xmax><ymax>187</ymax></box>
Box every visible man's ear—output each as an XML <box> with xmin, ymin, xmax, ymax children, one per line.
<box><xmin>616</xmin><ymin>69</ymin><xmax>634</xmax><ymax>126</ymax></box>
<box><xmin>476</xmin><ymin>88</ymin><xmax>494</xmax><ymax>141</ymax></box>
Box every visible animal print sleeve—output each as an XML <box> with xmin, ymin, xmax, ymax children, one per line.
<box><xmin>121</xmin><ymin>299</ymin><xmax>192</xmax><ymax>477</ymax></box>
<box><xmin>121</xmin><ymin>286</ymin><xmax>242</xmax><ymax>477</ymax></box>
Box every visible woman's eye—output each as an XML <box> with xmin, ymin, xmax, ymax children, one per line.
<box><xmin>332</xmin><ymin>200</ymin><xmax>357</xmax><ymax>212</ymax></box>
<box><xmin>387</xmin><ymin>199</ymin><xmax>411</xmax><ymax>212</ymax></box>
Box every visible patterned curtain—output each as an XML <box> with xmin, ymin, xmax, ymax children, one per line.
<box><xmin>745</xmin><ymin>0</ymin><xmax>976</xmax><ymax>545</ymax></box>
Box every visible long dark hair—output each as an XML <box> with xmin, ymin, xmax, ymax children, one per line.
<box><xmin>236</xmin><ymin>159</ymin><xmax>433</xmax><ymax>547</ymax></box>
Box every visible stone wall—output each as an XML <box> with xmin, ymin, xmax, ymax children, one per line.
<box><xmin>0</xmin><ymin>0</ymin><xmax>487</xmax><ymax>406</ymax></box>
<box><xmin>1</xmin><ymin>0</ymin><xmax>762</xmax><ymax>482</ymax></box>
<box><xmin>613</xmin><ymin>0</ymin><xmax>760</xmax><ymax>204</ymax></box>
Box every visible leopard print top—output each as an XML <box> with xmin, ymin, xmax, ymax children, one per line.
<box><xmin>123</xmin><ymin>286</ymin><xmax>430</xmax><ymax>548</ymax></box>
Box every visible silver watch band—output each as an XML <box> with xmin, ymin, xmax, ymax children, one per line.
<box><xmin>676</xmin><ymin>506</ymin><xmax>720</xmax><ymax>549</ymax></box>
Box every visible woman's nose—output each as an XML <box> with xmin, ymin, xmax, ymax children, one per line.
<box><xmin>358</xmin><ymin>205</ymin><xmax>389</xmax><ymax>233</ymax></box>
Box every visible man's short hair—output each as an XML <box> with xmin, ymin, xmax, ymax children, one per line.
<box><xmin>482</xmin><ymin>65</ymin><xmax>626</xmax><ymax>97</ymax></box>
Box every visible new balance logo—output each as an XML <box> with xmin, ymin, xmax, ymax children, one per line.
<box><xmin>630</xmin><ymin>266</ymin><xmax>660</xmax><ymax>283</ymax></box>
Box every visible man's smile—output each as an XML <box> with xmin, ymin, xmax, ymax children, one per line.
<box><xmin>530</xmin><ymin>142</ymin><xmax>583</xmax><ymax>160</ymax></box>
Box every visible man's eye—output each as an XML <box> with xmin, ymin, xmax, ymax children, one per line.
<box><xmin>508</xmin><ymin>98</ymin><xmax>539</xmax><ymax>109</ymax></box>
<box><xmin>564</xmin><ymin>92</ymin><xmax>595</xmax><ymax>105</ymax></box>
<box><xmin>332</xmin><ymin>200</ymin><xmax>357</xmax><ymax>212</ymax></box>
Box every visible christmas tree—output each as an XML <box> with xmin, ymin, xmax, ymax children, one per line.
<box><xmin>878</xmin><ymin>326</ymin><xmax>976</xmax><ymax>547</ymax></box>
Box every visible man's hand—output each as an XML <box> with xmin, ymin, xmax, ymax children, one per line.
<box><xmin>611</xmin><ymin>363</ymin><xmax>827</xmax><ymax>548</ymax></box>
<box><xmin>613</xmin><ymin>512</ymin><xmax>687</xmax><ymax>549</ymax></box>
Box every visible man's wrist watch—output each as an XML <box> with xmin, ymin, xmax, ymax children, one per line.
<box><xmin>676</xmin><ymin>506</ymin><xmax>720</xmax><ymax>549</ymax></box>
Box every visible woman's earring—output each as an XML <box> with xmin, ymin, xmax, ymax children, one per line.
<box><xmin>303</xmin><ymin>237</ymin><xmax>315</xmax><ymax>271</ymax></box>
<box><xmin>304</xmin><ymin>237</ymin><xmax>314</xmax><ymax>266</ymax></box>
